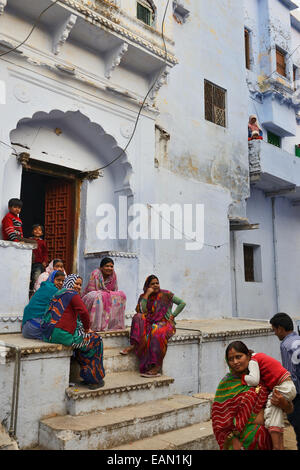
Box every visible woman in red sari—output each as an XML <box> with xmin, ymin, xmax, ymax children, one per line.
<box><xmin>212</xmin><ymin>341</ymin><xmax>292</xmax><ymax>450</ymax></box>
<box><xmin>121</xmin><ymin>275</ymin><xmax>186</xmax><ymax>377</ymax></box>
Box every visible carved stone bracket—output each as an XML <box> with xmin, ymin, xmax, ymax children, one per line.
<box><xmin>53</xmin><ymin>13</ymin><xmax>77</xmax><ymax>55</ymax></box>
<box><xmin>105</xmin><ymin>42</ymin><xmax>128</xmax><ymax>79</ymax></box>
<box><xmin>17</xmin><ymin>152</ymin><xmax>30</xmax><ymax>169</ymax></box>
<box><xmin>149</xmin><ymin>65</ymin><xmax>171</xmax><ymax>101</ymax></box>
<box><xmin>80</xmin><ymin>169</ymin><xmax>104</xmax><ymax>180</ymax></box>
<box><xmin>0</xmin><ymin>0</ymin><xmax>7</xmax><ymax>15</ymax></box>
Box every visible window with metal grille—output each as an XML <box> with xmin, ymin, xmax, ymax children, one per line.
<box><xmin>267</xmin><ymin>130</ymin><xmax>281</xmax><ymax>148</ymax></box>
<box><xmin>276</xmin><ymin>47</ymin><xmax>286</xmax><ymax>77</ymax></box>
<box><xmin>244</xmin><ymin>28</ymin><xmax>251</xmax><ymax>70</ymax></box>
<box><xmin>204</xmin><ymin>80</ymin><xmax>226</xmax><ymax>127</ymax></box>
<box><xmin>137</xmin><ymin>1</ymin><xmax>153</xmax><ymax>26</ymax></box>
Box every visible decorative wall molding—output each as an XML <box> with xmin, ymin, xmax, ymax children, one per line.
<box><xmin>61</xmin><ymin>0</ymin><xmax>177</xmax><ymax>65</ymax></box>
<box><xmin>84</xmin><ymin>250</ymin><xmax>138</xmax><ymax>258</ymax></box>
<box><xmin>0</xmin><ymin>240</ymin><xmax>35</xmax><ymax>250</ymax></box>
<box><xmin>200</xmin><ymin>327</ymin><xmax>274</xmax><ymax>343</ymax></box>
<box><xmin>53</xmin><ymin>13</ymin><xmax>78</xmax><ymax>55</ymax></box>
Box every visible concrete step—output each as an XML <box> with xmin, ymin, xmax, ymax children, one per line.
<box><xmin>100</xmin><ymin>329</ymin><xmax>130</xmax><ymax>349</ymax></box>
<box><xmin>70</xmin><ymin>347</ymin><xmax>139</xmax><ymax>381</ymax></box>
<box><xmin>66</xmin><ymin>371</ymin><xmax>174</xmax><ymax>415</ymax></box>
<box><xmin>110</xmin><ymin>421</ymin><xmax>219</xmax><ymax>451</ymax></box>
<box><xmin>39</xmin><ymin>394</ymin><xmax>212</xmax><ymax>450</ymax></box>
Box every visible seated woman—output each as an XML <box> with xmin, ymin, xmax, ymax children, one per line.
<box><xmin>34</xmin><ymin>259</ymin><xmax>66</xmax><ymax>292</ymax></box>
<box><xmin>82</xmin><ymin>257</ymin><xmax>126</xmax><ymax>332</ymax></box>
<box><xmin>41</xmin><ymin>274</ymin><xmax>105</xmax><ymax>390</ymax></box>
<box><xmin>22</xmin><ymin>270</ymin><xmax>65</xmax><ymax>340</ymax></box>
<box><xmin>121</xmin><ymin>275</ymin><xmax>186</xmax><ymax>378</ymax></box>
<box><xmin>212</xmin><ymin>341</ymin><xmax>293</xmax><ymax>450</ymax></box>
<box><xmin>248</xmin><ymin>115</ymin><xmax>263</xmax><ymax>141</ymax></box>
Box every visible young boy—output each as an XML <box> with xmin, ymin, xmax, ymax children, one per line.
<box><xmin>1</xmin><ymin>198</ymin><xmax>23</xmax><ymax>242</ymax></box>
<box><xmin>29</xmin><ymin>224</ymin><xmax>48</xmax><ymax>293</ymax></box>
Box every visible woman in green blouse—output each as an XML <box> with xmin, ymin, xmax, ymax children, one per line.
<box><xmin>121</xmin><ymin>275</ymin><xmax>186</xmax><ymax>377</ymax></box>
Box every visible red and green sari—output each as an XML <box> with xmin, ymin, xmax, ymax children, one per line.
<box><xmin>212</xmin><ymin>372</ymin><xmax>272</xmax><ymax>450</ymax></box>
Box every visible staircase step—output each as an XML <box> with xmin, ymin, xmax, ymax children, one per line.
<box><xmin>66</xmin><ymin>371</ymin><xmax>174</xmax><ymax>415</ymax></box>
<box><xmin>70</xmin><ymin>348</ymin><xmax>139</xmax><ymax>381</ymax></box>
<box><xmin>100</xmin><ymin>329</ymin><xmax>130</xmax><ymax>348</ymax></box>
<box><xmin>111</xmin><ymin>421</ymin><xmax>218</xmax><ymax>450</ymax></box>
<box><xmin>39</xmin><ymin>394</ymin><xmax>211</xmax><ymax>450</ymax></box>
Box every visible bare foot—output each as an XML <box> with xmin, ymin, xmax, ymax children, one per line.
<box><xmin>120</xmin><ymin>345</ymin><xmax>135</xmax><ymax>355</ymax></box>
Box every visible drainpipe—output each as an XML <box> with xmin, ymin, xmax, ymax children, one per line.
<box><xmin>1</xmin><ymin>341</ymin><xmax>21</xmax><ymax>441</ymax></box>
<box><xmin>271</xmin><ymin>197</ymin><xmax>280</xmax><ymax>312</ymax></box>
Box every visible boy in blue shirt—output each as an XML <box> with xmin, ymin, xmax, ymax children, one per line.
<box><xmin>270</xmin><ymin>312</ymin><xmax>300</xmax><ymax>450</ymax></box>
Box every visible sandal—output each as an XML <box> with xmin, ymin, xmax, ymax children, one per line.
<box><xmin>140</xmin><ymin>372</ymin><xmax>162</xmax><ymax>378</ymax></box>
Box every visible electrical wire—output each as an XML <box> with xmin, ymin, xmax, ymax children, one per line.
<box><xmin>94</xmin><ymin>0</ymin><xmax>171</xmax><ymax>171</ymax></box>
<box><xmin>0</xmin><ymin>0</ymin><xmax>61</xmax><ymax>58</ymax></box>
<box><xmin>148</xmin><ymin>203</ymin><xmax>228</xmax><ymax>250</ymax></box>
<box><xmin>0</xmin><ymin>140</ymin><xmax>18</xmax><ymax>155</ymax></box>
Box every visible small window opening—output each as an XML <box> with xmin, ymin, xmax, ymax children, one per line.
<box><xmin>267</xmin><ymin>130</ymin><xmax>281</xmax><ymax>148</ymax></box>
<box><xmin>276</xmin><ymin>47</ymin><xmax>286</xmax><ymax>77</ymax></box>
<box><xmin>204</xmin><ymin>80</ymin><xmax>226</xmax><ymax>128</ymax></box>
<box><xmin>243</xmin><ymin>244</ymin><xmax>262</xmax><ymax>283</ymax></box>
<box><xmin>137</xmin><ymin>1</ymin><xmax>154</xmax><ymax>26</ymax></box>
<box><xmin>244</xmin><ymin>28</ymin><xmax>251</xmax><ymax>70</ymax></box>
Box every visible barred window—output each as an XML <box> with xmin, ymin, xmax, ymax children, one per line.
<box><xmin>204</xmin><ymin>80</ymin><xmax>226</xmax><ymax>127</ymax></box>
<box><xmin>137</xmin><ymin>1</ymin><xmax>154</xmax><ymax>26</ymax></box>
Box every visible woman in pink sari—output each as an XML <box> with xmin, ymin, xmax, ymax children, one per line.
<box><xmin>82</xmin><ymin>257</ymin><xmax>126</xmax><ymax>332</ymax></box>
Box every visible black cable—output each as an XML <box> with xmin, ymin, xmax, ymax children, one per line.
<box><xmin>0</xmin><ymin>0</ymin><xmax>61</xmax><ymax>58</ymax></box>
<box><xmin>95</xmin><ymin>0</ymin><xmax>171</xmax><ymax>171</ymax></box>
<box><xmin>0</xmin><ymin>140</ymin><xmax>18</xmax><ymax>155</ymax></box>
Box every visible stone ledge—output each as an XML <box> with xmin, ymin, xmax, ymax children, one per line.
<box><xmin>0</xmin><ymin>333</ymin><xmax>72</xmax><ymax>359</ymax></box>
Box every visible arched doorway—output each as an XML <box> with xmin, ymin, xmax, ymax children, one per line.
<box><xmin>10</xmin><ymin>109</ymin><xmax>133</xmax><ymax>274</ymax></box>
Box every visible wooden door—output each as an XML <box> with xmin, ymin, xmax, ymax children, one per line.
<box><xmin>44</xmin><ymin>179</ymin><xmax>75</xmax><ymax>274</ymax></box>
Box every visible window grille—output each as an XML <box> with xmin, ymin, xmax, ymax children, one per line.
<box><xmin>204</xmin><ymin>80</ymin><xmax>226</xmax><ymax>127</ymax></box>
<box><xmin>137</xmin><ymin>1</ymin><xmax>153</xmax><ymax>26</ymax></box>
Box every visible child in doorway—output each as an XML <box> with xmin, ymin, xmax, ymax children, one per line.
<box><xmin>29</xmin><ymin>224</ymin><xmax>48</xmax><ymax>294</ymax></box>
<box><xmin>242</xmin><ymin>351</ymin><xmax>296</xmax><ymax>450</ymax></box>
<box><xmin>1</xmin><ymin>198</ymin><xmax>23</xmax><ymax>242</ymax></box>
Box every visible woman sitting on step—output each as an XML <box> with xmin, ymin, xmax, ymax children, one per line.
<box><xmin>82</xmin><ymin>257</ymin><xmax>126</xmax><ymax>332</ymax></box>
<box><xmin>41</xmin><ymin>274</ymin><xmax>105</xmax><ymax>391</ymax></box>
<box><xmin>22</xmin><ymin>270</ymin><xmax>65</xmax><ymax>340</ymax></box>
<box><xmin>120</xmin><ymin>275</ymin><xmax>186</xmax><ymax>378</ymax></box>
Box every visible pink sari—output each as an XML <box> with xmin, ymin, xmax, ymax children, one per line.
<box><xmin>82</xmin><ymin>269</ymin><xmax>126</xmax><ymax>331</ymax></box>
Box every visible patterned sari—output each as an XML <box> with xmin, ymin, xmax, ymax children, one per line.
<box><xmin>130</xmin><ymin>289</ymin><xmax>176</xmax><ymax>374</ymax></box>
<box><xmin>212</xmin><ymin>372</ymin><xmax>272</xmax><ymax>450</ymax></box>
<box><xmin>41</xmin><ymin>288</ymin><xmax>105</xmax><ymax>385</ymax></box>
<box><xmin>82</xmin><ymin>269</ymin><xmax>126</xmax><ymax>331</ymax></box>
